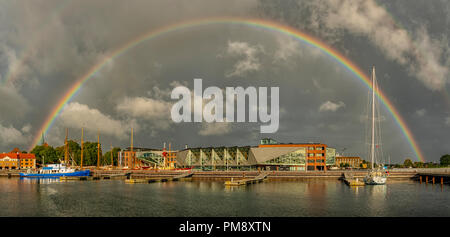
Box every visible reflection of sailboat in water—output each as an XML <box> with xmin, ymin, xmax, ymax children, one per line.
<box><xmin>364</xmin><ymin>66</ymin><xmax>388</xmax><ymax>185</ymax></box>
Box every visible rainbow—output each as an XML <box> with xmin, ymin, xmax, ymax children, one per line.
<box><xmin>28</xmin><ymin>17</ymin><xmax>426</xmax><ymax>162</ymax></box>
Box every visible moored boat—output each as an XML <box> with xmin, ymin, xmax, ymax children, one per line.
<box><xmin>363</xmin><ymin>66</ymin><xmax>388</xmax><ymax>185</ymax></box>
<box><xmin>20</xmin><ymin>164</ymin><xmax>90</xmax><ymax>177</ymax></box>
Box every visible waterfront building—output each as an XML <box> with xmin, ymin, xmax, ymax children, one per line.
<box><xmin>335</xmin><ymin>156</ymin><xmax>362</xmax><ymax>168</ymax></box>
<box><xmin>118</xmin><ymin>147</ymin><xmax>178</xmax><ymax>169</ymax></box>
<box><xmin>176</xmin><ymin>138</ymin><xmax>336</xmax><ymax>171</ymax></box>
<box><xmin>326</xmin><ymin>147</ymin><xmax>336</xmax><ymax>168</ymax></box>
<box><xmin>0</xmin><ymin>149</ymin><xmax>36</xmax><ymax>170</ymax></box>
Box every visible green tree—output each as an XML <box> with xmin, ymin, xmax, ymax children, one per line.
<box><xmin>103</xmin><ymin>147</ymin><xmax>121</xmax><ymax>166</ymax></box>
<box><xmin>56</xmin><ymin>140</ymin><xmax>81</xmax><ymax>165</ymax></box>
<box><xmin>78</xmin><ymin>141</ymin><xmax>102</xmax><ymax>166</ymax></box>
<box><xmin>30</xmin><ymin>145</ymin><xmax>60</xmax><ymax>165</ymax></box>
<box><xmin>413</xmin><ymin>162</ymin><xmax>424</xmax><ymax>168</ymax></box>
<box><xmin>30</xmin><ymin>140</ymin><xmax>105</xmax><ymax>166</ymax></box>
<box><xmin>440</xmin><ymin>154</ymin><xmax>450</xmax><ymax>167</ymax></box>
<box><xmin>403</xmin><ymin>158</ymin><xmax>413</xmax><ymax>168</ymax></box>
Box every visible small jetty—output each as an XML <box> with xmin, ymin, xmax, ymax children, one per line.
<box><xmin>125</xmin><ymin>171</ymin><xmax>193</xmax><ymax>184</ymax></box>
<box><xmin>342</xmin><ymin>173</ymin><xmax>365</xmax><ymax>186</ymax></box>
<box><xmin>225</xmin><ymin>173</ymin><xmax>268</xmax><ymax>186</ymax></box>
<box><xmin>60</xmin><ymin>176</ymin><xmax>94</xmax><ymax>181</ymax></box>
<box><xmin>416</xmin><ymin>171</ymin><xmax>450</xmax><ymax>185</ymax></box>
<box><xmin>60</xmin><ymin>173</ymin><xmax>128</xmax><ymax>181</ymax></box>
<box><xmin>125</xmin><ymin>178</ymin><xmax>148</xmax><ymax>183</ymax></box>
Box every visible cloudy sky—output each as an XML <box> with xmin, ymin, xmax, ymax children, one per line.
<box><xmin>0</xmin><ymin>0</ymin><xmax>448</xmax><ymax>163</ymax></box>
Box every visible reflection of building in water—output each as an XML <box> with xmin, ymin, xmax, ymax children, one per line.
<box><xmin>20</xmin><ymin>177</ymin><xmax>61</xmax><ymax>184</ymax></box>
<box><xmin>177</xmin><ymin>138</ymin><xmax>336</xmax><ymax>171</ymax></box>
<box><xmin>305</xmin><ymin>181</ymin><xmax>328</xmax><ymax>215</ymax></box>
<box><xmin>0</xmin><ymin>148</ymin><xmax>36</xmax><ymax>170</ymax></box>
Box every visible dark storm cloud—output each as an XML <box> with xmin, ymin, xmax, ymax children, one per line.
<box><xmin>0</xmin><ymin>0</ymin><xmax>448</xmax><ymax>163</ymax></box>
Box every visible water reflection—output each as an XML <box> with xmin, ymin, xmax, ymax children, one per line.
<box><xmin>349</xmin><ymin>186</ymin><xmax>363</xmax><ymax>195</ymax></box>
<box><xmin>19</xmin><ymin>177</ymin><xmax>61</xmax><ymax>184</ymax></box>
<box><xmin>306</xmin><ymin>180</ymin><xmax>327</xmax><ymax>215</ymax></box>
<box><xmin>224</xmin><ymin>185</ymin><xmax>247</xmax><ymax>192</ymax></box>
<box><xmin>0</xmin><ymin>178</ymin><xmax>449</xmax><ymax>217</ymax></box>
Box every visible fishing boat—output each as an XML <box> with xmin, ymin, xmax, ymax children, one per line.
<box><xmin>364</xmin><ymin>66</ymin><xmax>388</xmax><ymax>185</ymax></box>
<box><xmin>20</xmin><ymin>164</ymin><xmax>90</xmax><ymax>177</ymax></box>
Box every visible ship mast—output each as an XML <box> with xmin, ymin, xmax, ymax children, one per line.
<box><xmin>371</xmin><ymin>66</ymin><xmax>376</xmax><ymax>170</ymax></box>
<box><xmin>131</xmin><ymin>127</ymin><xmax>134</xmax><ymax>169</ymax></box>
<box><xmin>80</xmin><ymin>127</ymin><xmax>84</xmax><ymax>169</ymax></box>
<box><xmin>97</xmin><ymin>130</ymin><xmax>101</xmax><ymax>169</ymax></box>
<box><xmin>111</xmin><ymin>145</ymin><xmax>114</xmax><ymax>168</ymax></box>
<box><xmin>64</xmin><ymin>128</ymin><xmax>69</xmax><ymax>166</ymax></box>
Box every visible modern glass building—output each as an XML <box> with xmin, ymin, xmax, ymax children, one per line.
<box><xmin>176</xmin><ymin>138</ymin><xmax>336</xmax><ymax>171</ymax></box>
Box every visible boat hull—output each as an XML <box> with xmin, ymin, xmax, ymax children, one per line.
<box><xmin>364</xmin><ymin>175</ymin><xmax>387</xmax><ymax>185</ymax></box>
<box><xmin>20</xmin><ymin>170</ymin><xmax>90</xmax><ymax>177</ymax></box>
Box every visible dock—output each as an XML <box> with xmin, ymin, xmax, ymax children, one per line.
<box><xmin>224</xmin><ymin>173</ymin><xmax>268</xmax><ymax>186</ymax></box>
<box><xmin>125</xmin><ymin>171</ymin><xmax>193</xmax><ymax>184</ymax></box>
<box><xmin>342</xmin><ymin>173</ymin><xmax>365</xmax><ymax>186</ymax></box>
<box><xmin>60</xmin><ymin>176</ymin><xmax>94</xmax><ymax>181</ymax></box>
<box><xmin>416</xmin><ymin>172</ymin><xmax>450</xmax><ymax>185</ymax></box>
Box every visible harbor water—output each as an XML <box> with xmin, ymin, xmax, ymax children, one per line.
<box><xmin>0</xmin><ymin>178</ymin><xmax>449</xmax><ymax>217</ymax></box>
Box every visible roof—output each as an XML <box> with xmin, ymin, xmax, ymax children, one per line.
<box><xmin>258</xmin><ymin>143</ymin><xmax>326</xmax><ymax>148</ymax></box>
<box><xmin>0</xmin><ymin>153</ymin><xmax>35</xmax><ymax>159</ymax></box>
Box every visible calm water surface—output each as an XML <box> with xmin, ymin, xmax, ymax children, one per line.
<box><xmin>0</xmin><ymin>178</ymin><xmax>448</xmax><ymax>217</ymax></box>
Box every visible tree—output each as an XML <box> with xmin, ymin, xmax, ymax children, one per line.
<box><xmin>30</xmin><ymin>145</ymin><xmax>60</xmax><ymax>164</ymax></box>
<box><xmin>30</xmin><ymin>140</ymin><xmax>105</xmax><ymax>166</ymax></box>
<box><xmin>413</xmin><ymin>162</ymin><xmax>424</xmax><ymax>168</ymax></box>
<box><xmin>440</xmin><ymin>154</ymin><xmax>450</xmax><ymax>167</ymax></box>
<box><xmin>102</xmin><ymin>147</ymin><xmax>121</xmax><ymax>166</ymax></box>
<box><xmin>403</xmin><ymin>158</ymin><xmax>413</xmax><ymax>168</ymax></box>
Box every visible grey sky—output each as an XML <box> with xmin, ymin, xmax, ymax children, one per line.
<box><xmin>0</xmin><ymin>0</ymin><xmax>448</xmax><ymax>163</ymax></box>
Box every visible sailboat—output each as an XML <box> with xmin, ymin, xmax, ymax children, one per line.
<box><xmin>364</xmin><ymin>66</ymin><xmax>388</xmax><ymax>185</ymax></box>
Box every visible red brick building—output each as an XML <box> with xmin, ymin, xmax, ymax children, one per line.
<box><xmin>0</xmin><ymin>149</ymin><xmax>36</xmax><ymax>170</ymax></box>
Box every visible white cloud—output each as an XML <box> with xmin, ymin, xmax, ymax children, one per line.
<box><xmin>116</xmin><ymin>96</ymin><xmax>171</xmax><ymax>119</ymax></box>
<box><xmin>58</xmin><ymin>102</ymin><xmax>130</xmax><ymax>140</ymax></box>
<box><xmin>21</xmin><ymin>124</ymin><xmax>31</xmax><ymax>133</ymax></box>
<box><xmin>319</xmin><ymin>100</ymin><xmax>345</xmax><ymax>112</ymax></box>
<box><xmin>273</xmin><ymin>35</ymin><xmax>301</xmax><ymax>62</ymax></box>
<box><xmin>415</xmin><ymin>109</ymin><xmax>426</xmax><ymax>117</ymax></box>
<box><xmin>198</xmin><ymin>122</ymin><xmax>232</xmax><ymax>136</ymax></box>
<box><xmin>116</xmin><ymin>96</ymin><xmax>172</xmax><ymax>130</ymax></box>
<box><xmin>224</xmin><ymin>41</ymin><xmax>264</xmax><ymax>77</ymax></box>
<box><xmin>306</xmin><ymin>0</ymin><xmax>449</xmax><ymax>90</ymax></box>
<box><xmin>0</xmin><ymin>123</ymin><xmax>29</xmax><ymax>147</ymax></box>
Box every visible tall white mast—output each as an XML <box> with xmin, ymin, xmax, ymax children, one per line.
<box><xmin>371</xmin><ymin>66</ymin><xmax>376</xmax><ymax>170</ymax></box>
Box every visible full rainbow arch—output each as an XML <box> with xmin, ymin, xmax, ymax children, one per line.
<box><xmin>28</xmin><ymin>17</ymin><xmax>426</xmax><ymax>162</ymax></box>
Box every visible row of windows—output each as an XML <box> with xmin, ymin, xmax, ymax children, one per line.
<box><xmin>307</xmin><ymin>159</ymin><xmax>325</xmax><ymax>163</ymax></box>
<box><xmin>308</xmin><ymin>147</ymin><xmax>325</xmax><ymax>150</ymax></box>
<box><xmin>308</xmin><ymin>153</ymin><xmax>325</xmax><ymax>157</ymax></box>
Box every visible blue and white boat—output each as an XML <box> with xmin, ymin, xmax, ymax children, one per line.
<box><xmin>20</xmin><ymin>164</ymin><xmax>90</xmax><ymax>177</ymax></box>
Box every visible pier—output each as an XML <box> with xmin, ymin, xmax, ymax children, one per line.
<box><xmin>125</xmin><ymin>171</ymin><xmax>193</xmax><ymax>184</ymax></box>
<box><xmin>224</xmin><ymin>173</ymin><xmax>268</xmax><ymax>186</ymax></box>
<box><xmin>342</xmin><ymin>173</ymin><xmax>365</xmax><ymax>186</ymax></box>
<box><xmin>416</xmin><ymin>172</ymin><xmax>450</xmax><ymax>185</ymax></box>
